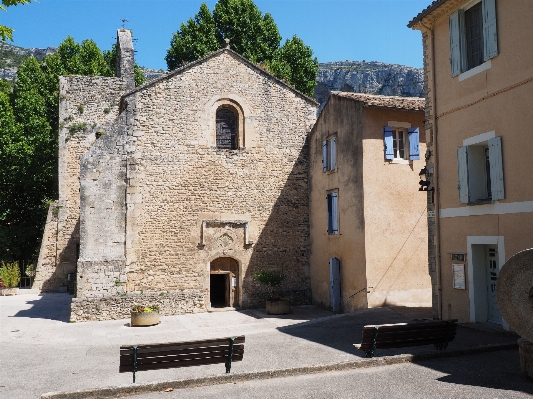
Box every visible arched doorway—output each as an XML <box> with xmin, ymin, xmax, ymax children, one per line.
<box><xmin>210</xmin><ymin>257</ymin><xmax>239</xmax><ymax>308</ymax></box>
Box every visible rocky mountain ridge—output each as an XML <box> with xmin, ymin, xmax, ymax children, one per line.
<box><xmin>0</xmin><ymin>43</ymin><xmax>424</xmax><ymax>110</ymax></box>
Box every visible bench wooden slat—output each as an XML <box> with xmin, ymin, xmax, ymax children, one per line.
<box><xmin>120</xmin><ymin>343</ymin><xmax>244</xmax><ymax>361</ymax></box>
<box><xmin>119</xmin><ymin>354</ymin><xmax>244</xmax><ymax>372</ymax></box>
<box><xmin>354</xmin><ymin>319</ymin><xmax>458</xmax><ymax>357</ymax></box>
<box><xmin>119</xmin><ymin>335</ymin><xmax>245</xmax><ymax>382</ymax></box>
<box><xmin>119</xmin><ymin>347</ymin><xmax>245</xmax><ymax>366</ymax></box>
<box><xmin>120</xmin><ymin>336</ymin><xmax>245</xmax><ymax>354</ymax></box>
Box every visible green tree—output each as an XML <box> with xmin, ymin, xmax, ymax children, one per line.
<box><xmin>0</xmin><ymin>0</ymin><xmax>32</xmax><ymax>42</ymax></box>
<box><xmin>0</xmin><ymin>36</ymin><xmax>137</xmax><ymax>261</ymax></box>
<box><xmin>165</xmin><ymin>3</ymin><xmax>218</xmax><ymax>70</ymax></box>
<box><xmin>269</xmin><ymin>36</ymin><xmax>319</xmax><ymax>98</ymax></box>
<box><xmin>166</xmin><ymin>0</ymin><xmax>317</xmax><ymax>96</ymax></box>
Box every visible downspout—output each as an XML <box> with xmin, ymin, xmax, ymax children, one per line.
<box><xmin>421</xmin><ymin>20</ymin><xmax>443</xmax><ymax>320</ymax></box>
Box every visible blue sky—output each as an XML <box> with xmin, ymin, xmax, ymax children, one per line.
<box><xmin>2</xmin><ymin>0</ymin><xmax>430</xmax><ymax>70</ymax></box>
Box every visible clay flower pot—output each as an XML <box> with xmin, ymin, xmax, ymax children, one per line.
<box><xmin>266</xmin><ymin>298</ymin><xmax>291</xmax><ymax>315</ymax></box>
<box><xmin>131</xmin><ymin>311</ymin><xmax>159</xmax><ymax>327</ymax></box>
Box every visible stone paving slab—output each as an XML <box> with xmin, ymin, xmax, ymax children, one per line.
<box><xmin>0</xmin><ymin>293</ymin><xmax>520</xmax><ymax>399</ymax></box>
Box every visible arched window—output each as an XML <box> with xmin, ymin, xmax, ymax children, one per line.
<box><xmin>216</xmin><ymin>107</ymin><xmax>237</xmax><ymax>149</ymax></box>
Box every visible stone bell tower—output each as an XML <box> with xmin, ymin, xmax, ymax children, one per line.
<box><xmin>115</xmin><ymin>29</ymin><xmax>135</xmax><ymax>91</ymax></box>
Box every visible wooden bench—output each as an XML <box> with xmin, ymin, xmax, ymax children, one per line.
<box><xmin>353</xmin><ymin>319</ymin><xmax>458</xmax><ymax>358</ymax></box>
<box><xmin>120</xmin><ymin>336</ymin><xmax>245</xmax><ymax>383</ymax></box>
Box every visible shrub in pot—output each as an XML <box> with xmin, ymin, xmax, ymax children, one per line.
<box><xmin>131</xmin><ymin>304</ymin><xmax>161</xmax><ymax>327</ymax></box>
<box><xmin>253</xmin><ymin>270</ymin><xmax>291</xmax><ymax>315</ymax></box>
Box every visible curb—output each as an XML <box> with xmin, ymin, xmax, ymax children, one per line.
<box><xmin>41</xmin><ymin>342</ymin><xmax>518</xmax><ymax>399</ymax></box>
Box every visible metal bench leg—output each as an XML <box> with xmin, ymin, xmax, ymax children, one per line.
<box><xmin>132</xmin><ymin>345</ymin><xmax>138</xmax><ymax>383</ymax></box>
<box><xmin>367</xmin><ymin>327</ymin><xmax>379</xmax><ymax>358</ymax></box>
<box><xmin>225</xmin><ymin>337</ymin><xmax>235</xmax><ymax>373</ymax></box>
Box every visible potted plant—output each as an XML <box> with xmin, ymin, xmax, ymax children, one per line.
<box><xmin>130</xmin><ymin>304</ymin><xmax>161</xmax><ymax>327</ymax></box>
<box><xmin>253</xmin><ymin>270</ymin><xmax>291</xmax><ymax>315</ymax></box>
<box><xmin>0</xmin><ymin>261</ymin><xmax>20</xmax><ymax>295</ymax></box>
<box><xmin>25</xmin><ymin>264</ymin><xmax>36</xmax><ymax>286</ymax></box>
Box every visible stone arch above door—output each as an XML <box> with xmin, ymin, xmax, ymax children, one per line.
<box><xmin>210</xmin><ymin>257</ymin><xmax>240</xmax><ymax>308</ymax></box>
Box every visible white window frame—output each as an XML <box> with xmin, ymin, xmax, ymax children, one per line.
<box><xmin>457</xmin><ymin>132</ymin><xmax>504</xmax><ymax>205</ymax></box>
<box><xmin>392</xmin><ymin>128</ymin><xmax>410</xmax><ymax>163</ymax></box>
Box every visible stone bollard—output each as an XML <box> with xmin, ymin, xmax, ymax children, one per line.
<box><xmin>518</xmin><ymin>338</ymin><xmax>533</xmax><ymax>379</ymax></box>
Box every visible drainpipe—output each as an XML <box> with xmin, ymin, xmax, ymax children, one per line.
<box><xmin>421</xmin><ymin>20</ymin><xmax>443</xmax><ymax>320</ymax></box>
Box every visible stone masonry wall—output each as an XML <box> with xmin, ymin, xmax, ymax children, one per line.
<box><xmin>35</xmin><ymin>75</ymin><xmax>126</xmax><ymax>292</ymax></box>
<box><xmin>70</xmin><ymin>291</ymin><xmax>204</xmax><ymax>322</ymax></box>
<box><xmin>120</xmin><ymin>50</ymin><xmax>316</xmax><ymax>312</ymax></box>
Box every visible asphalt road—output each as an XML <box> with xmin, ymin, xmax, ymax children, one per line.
<box><xmin>128</xmin><ymin>350</ymin><xmax>533</xmax><ymax>399</ymax></box>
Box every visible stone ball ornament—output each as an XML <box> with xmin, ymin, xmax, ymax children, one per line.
<box><xmin>495</xmin><ymin>248</ymin><xmax>533</xmax><ymax>342</ymax></box>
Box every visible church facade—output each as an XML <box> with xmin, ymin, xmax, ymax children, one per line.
<box><xmin>33</xmin><ymin>30</ymin><xmax>317</xmax><ymax>321</ymax></box>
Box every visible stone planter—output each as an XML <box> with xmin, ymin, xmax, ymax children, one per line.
<box><xmin>518</xmin><ymin>338</ymin><xmax>533</xmax><ymax>379</ymax></box>
<box><xmin>0</xmin><ymin>288</ymin><xmax>19</xmax><ymax>296</ymax></box>
<box><xmin>130</xmin><ymin>311</ymin><xmax>160</xmax><ymax>327</ymax></box>
<box><xmin>266</xmin><ymin>299</ymin><xmax>291</xmax><ymax>315</ymax></box>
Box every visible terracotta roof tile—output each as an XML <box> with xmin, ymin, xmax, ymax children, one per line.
<box><xmin>408</xmin><ymin>0</ymin><xmax>449</xmax><ymax>28</ymax></box>
<box><xmin>332</xmin><ymin>92</ymin><xmax>425</xmax><ymax>111</ymax></box>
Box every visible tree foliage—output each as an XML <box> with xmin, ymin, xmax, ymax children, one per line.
<box><xmin>0</xmin><ymin>35</ymin><xmax>142</xmax><ymax>261</ymax></box>
<box><xmin>1</xmin><ymin>0</ymin><xmax>32</xmax><ymax>42</ymax></box>
<box><xmin>166</xmin><ymin>0</ymin><xmax>318</xmax><ymax>96</ymax></box>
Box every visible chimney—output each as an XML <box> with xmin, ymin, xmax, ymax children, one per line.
<box><xmin>116</xmin><ymin>29</ymin><xmax>135</xmax><ymax>91</ymax></box>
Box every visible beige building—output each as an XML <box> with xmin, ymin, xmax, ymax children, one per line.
<box><xmin>309</xmin><ymin>92</ymin><xmax>431</xmax><ymax>313</ymax></box>
<box><xmin>409</xmin><ymin>0</ymin><xmax>533</xmax><ymax>326</ymax></box>
<box><xmin>34</xmin><ymin>30</ymin><xmax>317</xmax><ymax>321</ymax></box>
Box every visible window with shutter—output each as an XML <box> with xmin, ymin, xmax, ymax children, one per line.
<box><xmin>457</xmin><ymin>136</ymin><xmax>504</xmax><ymax>204</ymax></box>
<box><xmin>449</xmin><ymin>0</ymin><xmax>498</xmax><ymax>77</ymax></box>
<box><xmin>327</xmin><ymin>191</ymin><xmax>339</xmax><ymax>235</ymax></box>
<box><xmin>323</xmin><ymin>135</ymin><xmax>337</xmax><ymax>172</ymax></box>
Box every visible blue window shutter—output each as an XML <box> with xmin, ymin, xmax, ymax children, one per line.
<box><xmin>449</xmin><ymin>10</ymin><xmax>463</xmax><ymax>77</ymax></box>
<box><xmin>330</xmin><ymin>258</ymin><xmax>341</xmax><ymax>311</ymax></box>
<box><xmin>322</xmin><ymin>140</ymin><xmax>328</xmax><ymax>172</ymax></box>
<box><xmin>330</xmin><ymin>137</ymin><xmax>337</xmax><ymax>170</ymax></box>
<box><xmin>331</xmin><ymin>192</ymin><xmax>338</xmax><ymax>234</ymax></box>
<box><xmin>383</xmin><ymin>127</ymin><xmax>394</xmax><ymax>160</ymax></box>
<box><xmin>482</xmin><ymin>0</ymin><xmax>498</xmax><ymax>60</ymax></box>
<box><xmin>488</xmin><ymin>136</ymin><xmax>504</xmax><ymax>200</ymax></box>
<box><xmin>457</xmin><ymin>146</ymin><xmax>469</xmax><ymax>204</ymax></box>
<box><xmin>327</xmin><ymin>193</ymin><xmax>332</xmax><ymax>233</ymax></box>
<box><xmin>408</xmin><ymin>128</ymin><xmax>420</xmax><ymax>160</ymax></box>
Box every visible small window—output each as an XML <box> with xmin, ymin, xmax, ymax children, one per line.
<box><xmin>322</xmin><ymin>136</ymin><xmax>337</xmax><ymax>172</ymax></box>
<box><xmin>383</xmin><ymin>126</ymin><xmax>419</xmax><ymax>161</ymax></box>
<box><xmin>457</xmin><ymin>136</ymin><xmax>504</xmax><ymax>204</ymax></box>
<box><xmin>216</xmin><ymin>107</ymin><xmax>237</xmax><ymax>149</ymax></box>
<box><xmin>465</xmin><ymin>2</ymin><xmax>484</xmax><ymax>70</ymax></box>
<box><xmin>449</xmin><ymin>0</ymin><xmax>498</xmax><ymax>77</ymax></box>
<box><xmin>327</xmin><ymin>191</ymin><xmax>339</xmax><ymax>235</ymax></box>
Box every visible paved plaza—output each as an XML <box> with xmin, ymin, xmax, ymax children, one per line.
<box><xmin>0</xmin><ymin>293</ymin><xmax>525</xmax><ymax>398</ymax></box>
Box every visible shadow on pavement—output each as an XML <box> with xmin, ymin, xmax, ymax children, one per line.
<box><xmin>414</xmin><ymin>349</ymin><xmax>533</xmax><ymax>395</ymax></box>
<box><xmin>11</xmin><ymin>293</ymin><xmax>72</xmax><ymax>322</ymax></box>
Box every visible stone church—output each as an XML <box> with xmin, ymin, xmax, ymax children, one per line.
<box><xmin>33</xmin><ymin>30</ymin><xmax>317</xmax><ymax>321</ymax></box>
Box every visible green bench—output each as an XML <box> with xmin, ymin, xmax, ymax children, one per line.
<box><xmin>354</xmin><ymin>319</ymin><xmax>458</xmax><ymax>358</ymax></box>
<box><xmin>120</xmin><ymin>336</ymin><xmax>245</xmax><ymax>383</ymax></box>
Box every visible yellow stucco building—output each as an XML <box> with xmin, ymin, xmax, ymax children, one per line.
<box><xmin>409</xmin><ymin>0</ymin><xmax>533</xmax><ymax>326</ymax></box>
<box><xmin>309</xmin><ymin>92</ymin><xmax>431</xmax><ymax>312</ymax></box>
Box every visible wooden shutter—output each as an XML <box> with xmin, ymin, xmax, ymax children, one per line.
<box><xmin>449</xmin><ymin>10</ymin><xmax>463</xmax><ymax>77</ymax></box>
<box><xmin>330</xmin><ymin>258</ymin><xmax>341</xmax><ymax>312</ymax></box>
<box><xmin>330</xmin><ymin>137</ymin><xmax>337</xmax><ymax>170</ymax></box>
<box><xmin>457</xmin><ymin>146</ymin><xmax>469</xmax><ymax>203</ymax></box>
<box><xmin>408</xmin><ymin>128</ymin><xmax>420</xmax><ymax>160</ymax></box>
<box><xmin>327</xmin><ymin>193</ymin><xmax>333</xmax><ymax>234</ymax></box>
<box><xmin>488</xmin><ymin>136</ymin><xmax>504</xmax><ymax>200</ymax></box>
<box><xmin>383</xmin><ymin>127</ymin><xmax>394</xmax><ymax>160</ymax></box>
<box><xmin>482</xmin><ymin>0</ymin><xmax>498</xmax><ymax>60</ymax></box>
<box><xmin>322</xmin><ymin>140</ymin><xmax>328</xmax><ymax>172</ymax></box>
<box><xmin>331</xmin><ymin>192</ymin><xmax>338</xmax><ymax>234</ymax></box>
